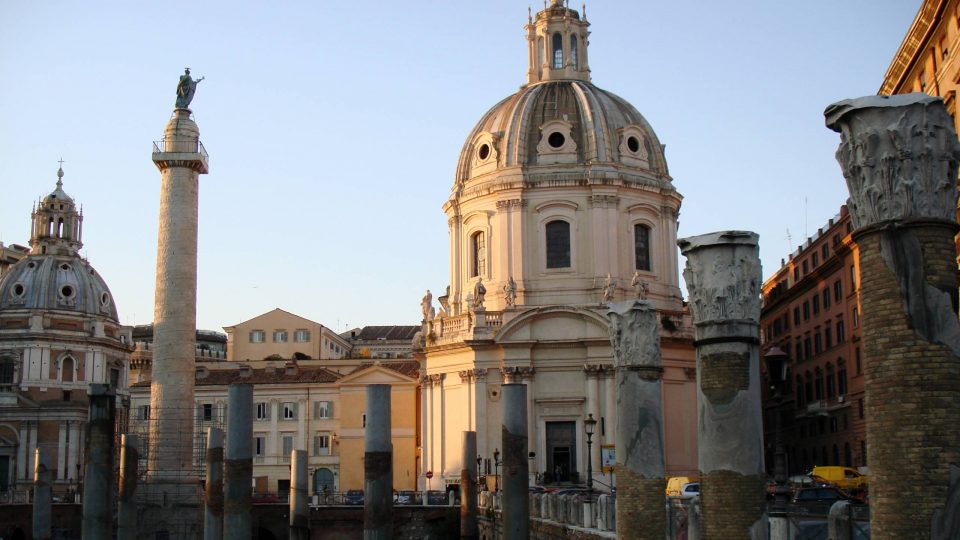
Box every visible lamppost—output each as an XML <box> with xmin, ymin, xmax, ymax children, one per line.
<box><xmin>764</xmin><ymin>346</ymin><xmax>790</xmax><ymax>512</ymax></box>
<box><xmin>477</xmin><ymin>454</ymin><xmax>483</xmax><ymax>493</ymax></box>
<box><xmin>493</xmin><ymin>448</ymin><xmax>501</xmax><ymax>493</ymax></box>
<box><xmin>584</xmin><ymin>414</ymin><xmax>597</xmax><ymax>492</ymax></box>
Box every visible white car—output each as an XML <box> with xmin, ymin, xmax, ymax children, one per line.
<box><xmin>679</xmin><ymin>482</ymin><xmax>700</xmax><ymax>499</ymax></box>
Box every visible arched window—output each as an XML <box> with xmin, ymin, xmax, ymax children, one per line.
<box><xmin>552</xmin><ymin>33</ymin><xmax>563</xmax><ymax>69</ymax></box>
<box><xmin>634</xmin><ymin>224</ymin><xmax>651</xmax><ymax>271</ymax></box>
<box><xmin>313</xmin><ymin>468</ymin><xmax>335</xmax><ymax>494</ymax></box>
<box><xmin>57</xmin><ymin>218</ymin><xmax>64</xmax><ymax>238</ymax></box>
<box><xmin>545</xmin><ymin>220</ymin><xmax>571</xmax><ymax>268</ymax></box>
<box><xmin>471</xmin><ymin>232</ymin><xmax>486</xmax><ymax>277</ymax></box>
<box><xmin>569</xmin><ymin>35</ymin><xmax>578</xmax><ymax>68</ymax></box>
<box><xmin>537</xmin><ymin>36</ymin><xmax>544</xmax><ymax>69</ymax></box>
<box><xmin>61</xmin><ymin>357</ymin><xmax>74</xmax><ymax>383</ymax></box>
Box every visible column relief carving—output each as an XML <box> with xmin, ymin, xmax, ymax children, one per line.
<box><xmin>678</xmin><ymin>231</ymin><xmax>761</xmax><ymax>326</ymax></box>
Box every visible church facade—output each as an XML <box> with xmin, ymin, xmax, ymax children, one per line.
<box><xmin>417</xmin><ymin>1</ymin><xmax>698</xmax><ymax>491</ymax></box>
<box><xmin>0</xmin><ymin>168</ymin><xmax>131</xmax><ymax>495</ymax></box>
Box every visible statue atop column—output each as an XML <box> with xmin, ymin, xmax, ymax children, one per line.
<box><xmin>175</xmin><ymin>68</ymin><xmax>205</xmax><ymax>109</ymax></box>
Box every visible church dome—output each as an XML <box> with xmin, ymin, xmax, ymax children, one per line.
<box><xmin>0</xmin><ymin>255</ymin><xmax>119</xmax><ymax>321</ymax></box>
<box><xmin>454</xmin><ymin>80</ymin><xmax>669</xmax><ymax>188</ymax></box>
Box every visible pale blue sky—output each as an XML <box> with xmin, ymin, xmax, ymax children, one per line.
<box><xmin>0</xmin><ymin>1</ymin><xmax>921</xmax><ymax>332</ymax></box>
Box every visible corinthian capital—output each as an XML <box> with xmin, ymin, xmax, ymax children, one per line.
<box><xmin>825</xmin><ymin>94</ymin><xmax>960</xmax><ymax>229</ymax></box>
<box><xmin>678</xmin><ymin>231</ymin><xmax>761</xmax><ymax>327</ymax></box>
<box><xmin>606</xmin><ymin>300</ymin><xmax>660</xmax><ymax>370</ymax></box>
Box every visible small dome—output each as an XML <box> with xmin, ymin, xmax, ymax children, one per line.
<box><xmin>454</xmin><ymin>80</ymin><xmax>669</xmax><ymax>188</ymax></box>
<box><xmin>0</xmin><ymin>255</ymin><xmax>119</xmax><ymax>321</ymax></box>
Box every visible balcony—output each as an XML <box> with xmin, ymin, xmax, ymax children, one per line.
<box><xmin>152</xmin><ymin>139</ymin><xmax>209</xmax><ymax>173</ymax></box>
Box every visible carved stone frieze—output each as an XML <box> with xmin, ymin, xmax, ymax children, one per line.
<box><xmin>472</xmin><ymin>367</ymin><xmax>488</xmax><ymax>381</ymax></box>
<box><xmin>589</xmin><ymin>195</ymin><xmax>620</xmax><ymax>209</ymax></box>
<box><xmin>678</xmin><ymin>231</ymin><xmax>761</xmax><ymax>325</ymax></box>
<box><xmin>825</xmin><ymin>94</ymin><xmax>960</xmax><ymax>229</ymax></box>
<box><xmin>495</xmin><ymin>199</ymin><xmax>528</xmax><ymax>210</ymax></box>
<box><xmin>607</xmin><ymin>300</ymin><xmax>660</xmax><ymax>369</ymax></box>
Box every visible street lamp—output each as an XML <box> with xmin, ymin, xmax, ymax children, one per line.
<box><xmin>584</xmin><ymin>414</ymin><xmax>597</xmax><ymax>492</ymax></box>
<box><xmin>764</xmin><ymin>346</ymin><xmax>789</xmax><ymax>512</ymax></box>
<box><xmin>477</xmin><ymin>454</ymin><xmax>483</xmax><ymax>493</ymax></box>
<box><xmin>493</xmin><ymin>448</ymin><xmax>501</xmax><ymax>493</ymax></box>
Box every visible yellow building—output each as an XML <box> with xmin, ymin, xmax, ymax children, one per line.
<box><xmin>223</xmin><ymin>308</ymin><xmax>351</xmax><ymax>361</ymax></box>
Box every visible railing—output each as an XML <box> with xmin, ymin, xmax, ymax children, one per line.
<box><xmin>152</xmin><ymin>139</ymin><xmax>208</xmax><ymax>160</ymax></box>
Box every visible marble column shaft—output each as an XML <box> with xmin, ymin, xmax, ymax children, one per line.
<box><xmin>826</xmin><ymin>94</ymin><xmax>960</xmax><ymax>540</ymax></box>
<box><xmin>82</xmin><ymin>384</ymin><xmax>116</xmax><ymax>540</ymax></box>
<box><xmin>607</xmin><ymin>300</ymin><xmax>665</xmax><ymax>540</ymax></box>
<box><xmin>33</xmin><ymin>448</ymin><xmax>51</xmax><ymax>540</ymax></box>
<box><xmin>679</xmin><ymin>231</ymin><xmax>766</xmax><ymax>539</ymax></box>
<box><xmin>501</xmin><ymin>383</ymin><xmax>529</xmax><ymax>540</ymax></box>
<box><xmin>460</xmin><ymin>431</ymin><xmax>478</xmax><ymax>540</ymax></box>
<box><xmin>204</xmin><ymin>428</ymin><xmax>224</xmax><ymax>540</ymax></box>
<box><xmin>290</xmin><ymin>449</ymin><xmax>309</xmax><ymax>540</ymax></box>
<box><xmin>224</xmin><ymin>384</ymin><xmax>253</xmax><ymax>539</ymax></box>
<box><xmin>117</xmin><ymin>434</ymin><xmax>140</xmax><ymax>540</ymax></box>
<box><xmin>365</xmin><ymin>384</ymin><xmax>393</xmax><ymax>540</ymax></box>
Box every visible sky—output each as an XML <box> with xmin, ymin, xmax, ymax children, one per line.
<box><xmin>0</xmin><ymin>1</ymin><xmax>922</xmax><ymax>332</ymax></box>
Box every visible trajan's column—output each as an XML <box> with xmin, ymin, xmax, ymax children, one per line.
<box><xmin>148</xmin><ymin>69</ymin><xmax>208</xmax><ymax>482</ymax></box>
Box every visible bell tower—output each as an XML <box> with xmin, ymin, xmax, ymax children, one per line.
<box><xmin>525</xmin><ymin>0</ymin><xmax>591</xmax><ymax>85</ymax></box>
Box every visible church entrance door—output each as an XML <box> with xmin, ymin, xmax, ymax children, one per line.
<box><xmin>545</xmin><ymin>421</ymin><xmax>577</xmax><ymax>483</ymax></box>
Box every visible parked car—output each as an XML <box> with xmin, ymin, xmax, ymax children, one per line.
<box><xmin>344</xmin><ymin>490</ymin><xmax>364</xmax><ymax>505</ymax></box>
<box><xmin>666</xmin><ymin>476</ymin><xmax>696</xmax><ymax>497</ymax></box>
<box><xmin>679</xmin><ymin>482</ymin><xmax>699</xmax><ymax>500</ymax></box>
<box><xmin>807</xmin><ymin>466</ymin><xmax>868</xmax><ymax>491</ymax></box>
<box><xmin>395</xmin><ymin>490</ymin><xmax>418</xmax><ymax>505</ymax></box>
<box><xmin>791</xmin><ymin>487</ymin><xmax>865</xmax><ymax>506</ymax></box>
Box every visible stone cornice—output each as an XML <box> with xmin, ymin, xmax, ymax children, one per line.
<box><xmin>879</xmin><ymin>0</ymin><xmax>946</xmax><ymax>95</ymax></box>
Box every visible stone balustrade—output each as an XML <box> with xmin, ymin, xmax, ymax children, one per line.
<box><xmin>479</xmin><ymin>490</ymin><xmax>616</xmax><ymax>536</ymax></box>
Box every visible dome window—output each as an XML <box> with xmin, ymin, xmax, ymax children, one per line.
<box><xmin>548</xmin><ymin>132</ymin><xmax>566</xmax><ymax>149</ymax></box>
<box><xmin>100</xmin><ymin>292</ymin><xmax>111</xmax><ymax>308</ymax></box>
<box><xmin>470</xmin><ymin>231</ymin><xmax>487</xmax><ymax>277</ymax></box>
<box><xmin>634</xmin><ymin>224</ymin><xmax>651</xmax><ymax>272</ymax></box>
<box><xmin>569</xmin><ymin>35</ymin><xmax>578</xmax><ymax>69</ymax></box>
<box><xmin>468</xmin><ymin>131</ymin><xmax>500</xmax><ymax>176</ymax></box>
<box><xmin>478</xmin><ymin>144</ymin><xmax>491</xmax><ymax>161</ymax></box>
<box><xmin>618</xmin><ymin>125</ymin><xmax>651</xmax><ymax>167</ymax></box>
<box><xmin>59</xmin><ymin>263</ymin><xmax>71</xmax><ymax>271</ymax></box>
<box><xmin>27</xmin><ymin>262</ymin><xmax>35</xmax><ymax>268</ymax></box>
<box><xmin>627</xmin><ymin>136</ymin><xmax>640</xmax><ymax>153</ymax></box>
<box><xmin>60</xmin><ymin>285</ymin><xmax>74</xmax><ymax>299</ymax></box>
<box><xmin>12</xmin><ymin>283</ymin><xmax>25</xmax><ymax>297</ymax></box>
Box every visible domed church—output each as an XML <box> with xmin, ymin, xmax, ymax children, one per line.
<box><xmin>417</xmin><ymin>1</ymin><xmax>697</xmax><ymax>491</ymax></box>
<box><xmin>0</xmin><ymin>167</ymin><xmax>131</xmax><ymax>495</ymax></box>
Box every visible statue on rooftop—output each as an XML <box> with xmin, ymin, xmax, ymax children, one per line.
<box><xmin>175</xmin><ymin>68</ymin><xmax>205</xmax><ymax>109</ymax></box>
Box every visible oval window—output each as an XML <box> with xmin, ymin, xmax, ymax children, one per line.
<box><xmin>100</xmin><ymin>292</ymin><xmax>110</xmax><ymax>307</ymax></box>
<box><xmin>548</xmin><ymin>132</ymin><xmax>566</xmax><ymax>149</ymax></box>
<box><xmin>478</xmin><ymin>144</ymin><xmax>490</xmax><ymax>161</ymax></box>
<box><xmin>627</xmin><ymin>136</ymin><xmax>640</xmax><ymax>153</ymax></box>
<box><xmin>60</xmin><ymin>285</ymin><xmax>74</xmax><ymax>299</ymax></box>
<box><xmin>59</xmin><ymin>263</ymin><xmax>71</xmax><ymax>271</ymax></box>
<box><xmin>12</xmin><ymin>283</ymin><xmax>25</xmax><ymax>297</ymax></box>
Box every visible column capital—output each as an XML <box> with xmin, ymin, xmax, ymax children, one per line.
<box><xmin>678</xmin><ymin>231</ymin><xmax>761</xmax><ymax>335</ymax></box>
<box><xmin>607</xmin><ymin>300</ymin><xmax>661</xmax><ymax>373</ymax></box>
<box><xmin>458</xmin><ymin>370</ymin><xmax>474</xmax><ymax>383</ymax></box>
<box><xmin>826</xmin><ymin>94</ymin><xmax>960</xmax><ymax>230</ymax></box>
<box><xmin>472</xmin><ymin>368</ymin><xmax>488</xmax><ymax>382</ymax></box>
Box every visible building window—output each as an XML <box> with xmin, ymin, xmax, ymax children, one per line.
<box><xmin>812</xmin><ymin>295</ymin><xmax>820</xmax><ymax>316</ymax></box>
<box><xmin>814</xmin><ymin>330</ymin><xmax>822</xmax><ymax>355</ymax></box>
<box><xmin>823</xmin><ymin>289</ymin><xmax>831</xmax><ymax>309</ymax></box>
<box><xmin>255</xmin><ymin>436</ymin><xmax>266</xmax><ymax>457</ymax></box>
<box><xmin>804</xmin><ymin>336</ymin><xmax>812</xmax><ymax>359</ymax></box>
<box><xmin>826</xmin><ymin>364</ymin><xmax>836</xmax><ymax>399</ymax></box>
<box><xmin>836</xmin><ymin>320</ymin><xmax>845</xmax><ymax>343</ymax></box>
<box><xmin>850</xmin><ymin>266</ymin><xmax>856</xmax><ymax>290</ymax></box>
<box><xmin>569</xmin><ymin>34</ymin><xmax>578</xmax><ymax>68</ymax></box>
<box><xmin>802</xmin><ymin>260</ymin><xmax>809</xmax><ymax>274</ymax></box>
<box><xmin>138</xmin><ymin>405</ymin><xmax>150</xmax><ymax>420</ymax></box>
<box><xmin>803</xmin><ymin>301</ymin><xmax>810</xmax><ymax>321</ymax></box>
<box><xmin>634</xmin><ymin>224</ymin><xmax>651</xmax><ymax>271</ymax></box>
<box><xmin>838</xmin><ymin>359</ymin><xmax>848</xmax><ymax>395</ymax></box>
<box><xmin>821</xmin><ymin>244</ymin><xmax>829</xmax><ymax>260</ymax></box>
<box><xmin>793</xmin><ymin>267</ymin><xmax>800</xmax><ymax>282</ymax></box>
<box><xmin>471</xmin><ymin>231</ymin><xmax>486</xmax><ymax>277</ymax></box>
<box><xmin>314</xmin><ymin>434</ymin><xmax>331</xmax><ymax>456</ymax></box>
<box><xmin>834</xmin><ymin>280</ymin><xmax>842</xmax><ymax>302</ymax></box>
<box><xmin>315</xmin><ymin>401</ymin><xmax>333</xmax><ymax>419</ymax></box>
<box><xmin>250</xmin><ymin>330</ymin><xmax>265</xmax><ymax>343</ymax></box>
<box><xmin>825</xmin><ymin>326</ymin><xmax>832</xmax><ymax>349</ymax></box>
<box><xmin>793</xmin><ymin>307</ymin><xmax>801</xmax><ymax>326</ymax></box>
<box><xmin>845</xmin><ymin>443</ymin><xmax>853</xmax><ymax>467</ymax></box>
<box><xmin>282</xmin><ymin>435</ymin><xmax>294</xmax><ymax>456</ymax></box>
<box><xmin>202</xmin><ymin>403</ymin><xmax>213</xmax><ymax>422</ymax></box>
<box><xmin>362</xmin><ymin>413</ymin><xmax>367</xmax><ymax>428</ymax></box>
<box><xmin>256</xmin><ymin>402</ymin><xmax>270</xmax><ymax>421</ymax></box>
<box><xmin>294</xmin><ymin>329</ymin><xmax>310</xmax><ymax>342</ymax></box>
<box><xmin>545</xmin><ymin>220</ymin><xmax>571</xmax><ymax>269</ymax></box>
<box><xmin>815</xmin><ymin>368</ymin><xmax>823</xmax><ymax>401</ymax></box>
<box><xmin>795</xmin><ymin>338</ymin><xmax>803</xmax><ymax>362</ymax></box>
<box><xmin>273</xmin><ymin>330</ymin><xmax>288</xmax><ymax>343</ymax></box>
<box><xmin>852</xmin><ymin>307</ymin><xmax>859</xmax><ymax>328</ymax></box>
<box><xmin>282</xmin><ymin>402</ymin><xmax>298</xmax><ymax>420</ymax></box>
<box><xmin>812</xmin><ymin>253</ymin><xmax>819</xmax><ymax>267</ymax></box>
<box><xmin>855</xmin><ymin>347</ymin><xmax>862</xmax><ymax>374</ymax></box>
<box><xmin>552</xmin><ymin>32</ymin><xmax>563</xmax><ymax>68</ymax></box>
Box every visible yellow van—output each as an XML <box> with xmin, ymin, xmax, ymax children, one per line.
<box><xmin>808</xmin><ymin>466</ymin><xmax>867</xmax><ymax>491</ymax></box>
<box><xmin>665</xmin><ymin>476</ymin><xmax>695</xmax><ymax>497</ymax></box>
